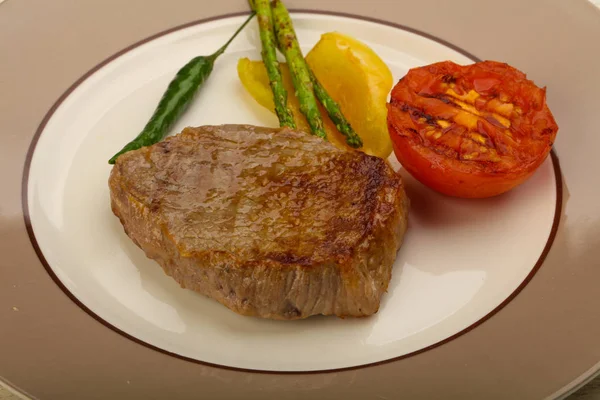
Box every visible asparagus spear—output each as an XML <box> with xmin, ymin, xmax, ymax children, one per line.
<box><xmin>255</xmin><ymin>0</ymin><xmax>296</xmax><ymax>128</ymax></box>
<box><xmin>271</xmin><ymin>0</ymin><xmax>327</xmax><ymax>139</ymax></box>
<box><xmin>308</xmin><ymin>69</ymin><xmax>363</xmax><ymax>148</ymax></box>
<box><xmin>250</xmin><ymin>0</ymin><xmax>362</xmax><ymax>147</ymax></box>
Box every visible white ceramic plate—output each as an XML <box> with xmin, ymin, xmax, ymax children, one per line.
<box><xmin>26</xmin><ymin>13</ymin><xmax>559</xmax><ymax>372</ymax></box>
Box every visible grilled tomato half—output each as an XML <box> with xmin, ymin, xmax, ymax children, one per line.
<box><xmin>387</xmin><ymin>60</ymin><xmax>558</xmax><ymax>198</ymax></box>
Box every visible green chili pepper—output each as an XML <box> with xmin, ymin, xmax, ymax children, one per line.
<box><xmin>108</xmin><ymin>12</ymin><xmax>256</xmax><ymax>164</ymax></box>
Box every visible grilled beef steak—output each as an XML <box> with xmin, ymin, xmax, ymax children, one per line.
<box><xmin>109</xmin><ymin>125</ymin><xmax>409</xmax><ymax>319</ymax></box>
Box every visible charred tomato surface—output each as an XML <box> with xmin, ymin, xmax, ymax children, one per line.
<box><xmin>387</xmin><ymin>60</ymin><xmax>558</xmax><ymax>198</ymax></box>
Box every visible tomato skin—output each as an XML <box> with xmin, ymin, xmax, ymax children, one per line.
<box><xmin>387</xmin><ymin>60</ymin><xmax>558</xmax><ymax>198</ymax></box>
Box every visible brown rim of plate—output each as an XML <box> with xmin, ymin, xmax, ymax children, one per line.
<box><xmin>20</xmin><ymin>9</ymin><xmax>564</xmax><ymax>375</ymax></box>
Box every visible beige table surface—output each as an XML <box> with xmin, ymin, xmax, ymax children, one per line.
<box><xmin>1</xmin><ymin>0</ymin><xmax>599</xmax><ymax>398</ymax></box>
